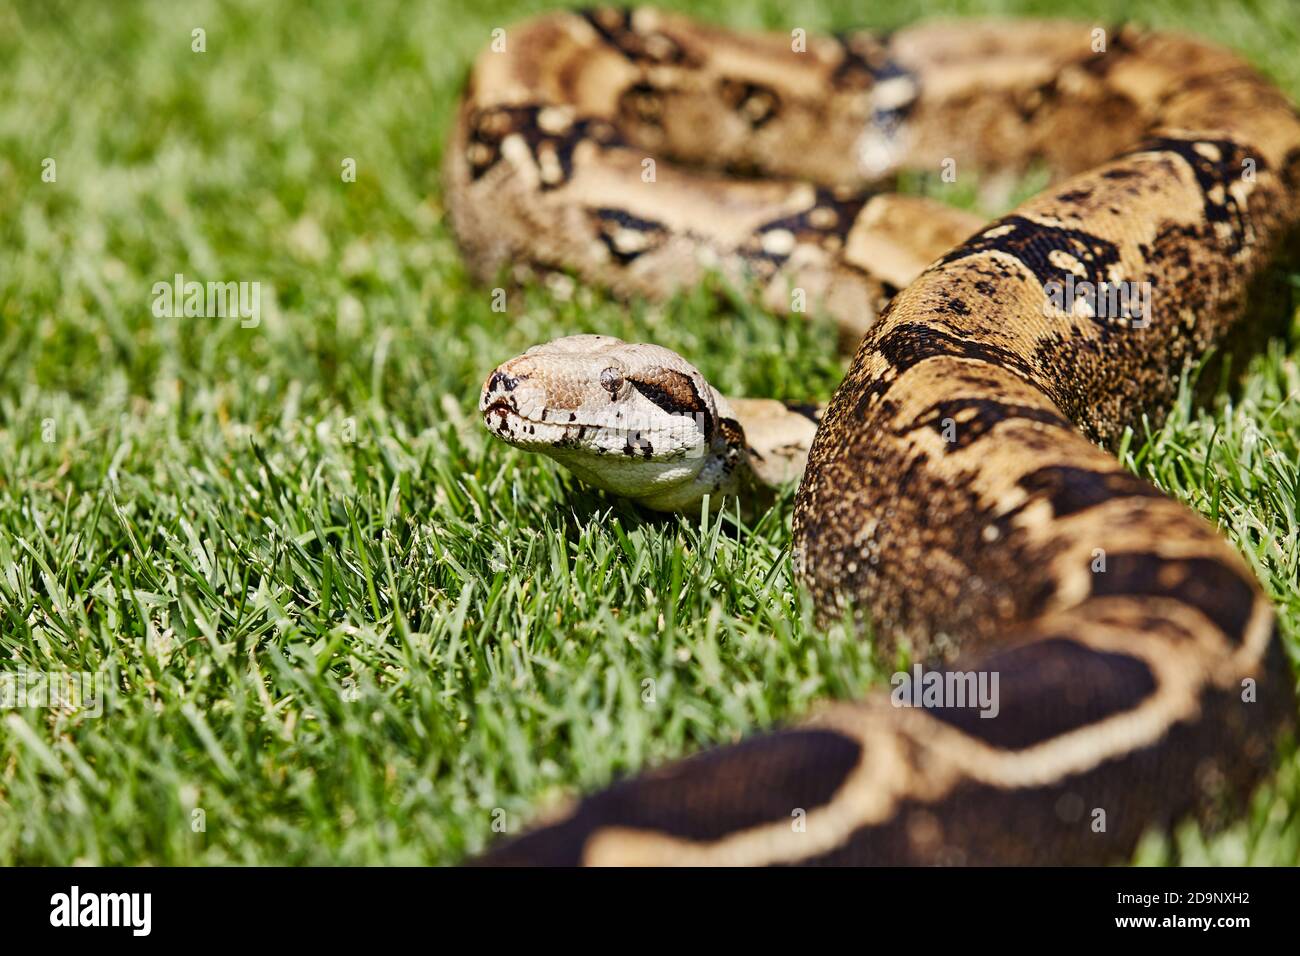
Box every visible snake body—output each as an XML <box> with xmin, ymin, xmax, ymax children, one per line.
<box><xmin>452</xmin><ymin>8</ymin><xmax>1300</xmax><ymax>865</ymax></box>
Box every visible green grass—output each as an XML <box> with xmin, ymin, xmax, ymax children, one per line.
<box><xmin>1</xmin><ymin>0</ymin><xmax>1298</xmax><ymax>865</ymax></box>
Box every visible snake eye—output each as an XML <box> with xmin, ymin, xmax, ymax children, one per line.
<box><xmin>599</xmin><ymin>367</ymin><xmax>624</xmax><ymax>394</ymax></box>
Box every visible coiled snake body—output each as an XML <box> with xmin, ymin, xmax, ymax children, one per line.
<box><xmin>451</xmin><ymin>8</ymin><xmax>1300</xmax><ymax>865</ymax></box>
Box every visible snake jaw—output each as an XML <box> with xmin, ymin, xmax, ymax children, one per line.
<box><xmin>480</xmin><ymin>335</ymin><xmax>744</xmax><ymax>510</ymax></box>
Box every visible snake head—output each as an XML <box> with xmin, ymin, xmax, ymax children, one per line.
<box><xmin>479</xmin><ymin>334</ymin><xmax>743</xmax><ymax>511</ymax></box>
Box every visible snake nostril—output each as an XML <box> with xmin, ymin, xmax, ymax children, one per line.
<box><xmin>485</xmin><ymin>369</ymin><xmax>523</xmax><ymax>396</ymax></box>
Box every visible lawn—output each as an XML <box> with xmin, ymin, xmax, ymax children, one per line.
<box><xmin>1</xmin><ymin>0</ymin><xmax>1298</xmax><ymax>865</ymax></box>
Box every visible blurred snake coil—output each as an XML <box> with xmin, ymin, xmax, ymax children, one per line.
<box><xmin>445</xmin><ymin>7</ymin><xmax>1300</xmax><ymax>865</ymax></box>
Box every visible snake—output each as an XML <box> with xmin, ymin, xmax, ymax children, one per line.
<box><xmin>449</xmin><ymin>7</ymin><xmax>1300</xmax><ymax>865</ymax></box>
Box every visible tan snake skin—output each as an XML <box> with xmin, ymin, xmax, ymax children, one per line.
<box><xmin>451</xmin><ymin>8</ymin><xmax>1300</xmax><ymax>865</ymax></box>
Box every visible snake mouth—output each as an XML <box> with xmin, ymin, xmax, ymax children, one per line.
<box><xmin>482</xmin><ymin>398</ymin><xmax>572</xmax><ymax>429</ymax></box>
<box><xmin>483</xmin><ymin>397</ymin><xmax>517</xmax><ymax>418</ymax></box>
<box><xmin>482</xmin><ymin>391</ymin><xmax>602</xmax><ymax>432</ymax></box>
<box><xmin>481</xmin><ymin>396</ymin><xmax>603</xmax><ymax>451</ymax></box>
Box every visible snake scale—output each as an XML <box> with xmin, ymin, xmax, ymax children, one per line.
<box><xmin>449</xmin><ymin>7</ymin><xmax>1300</xmax><ymax>865</ymax></box>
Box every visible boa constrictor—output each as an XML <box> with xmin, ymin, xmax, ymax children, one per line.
<box><xmin>450</xmin><ymin>7</ymin><xmax>1300</xmax><ymax>865</ymax></box>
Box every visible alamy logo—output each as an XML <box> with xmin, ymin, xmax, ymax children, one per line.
<box><xmin>151</xmin><ymin>273</ymin><xmax>261</xmax><ymax>327</ymax></box>
<box><xmin>617</xmin><ymin>411</ymin><xmax>711</xmax><ymax>458</ymax></box>
<box><xmin>49</xmin><ymin>886</ymin><xmax>151</xmax><ymax>936</ymax></box>
<box><xmin>891</xmin><ymin>665</ymin><xmax>1000</xmax><ymax>718</ymax></box>
<box><xmin>0</xmin><ymin>668</ymin><xmax>104</xmax><ymax>717</ymax></box>
<box><xmin>1043</xmin><ymin>274</ymin><xmax>1151</xmax><ymax>327</ymax></box>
